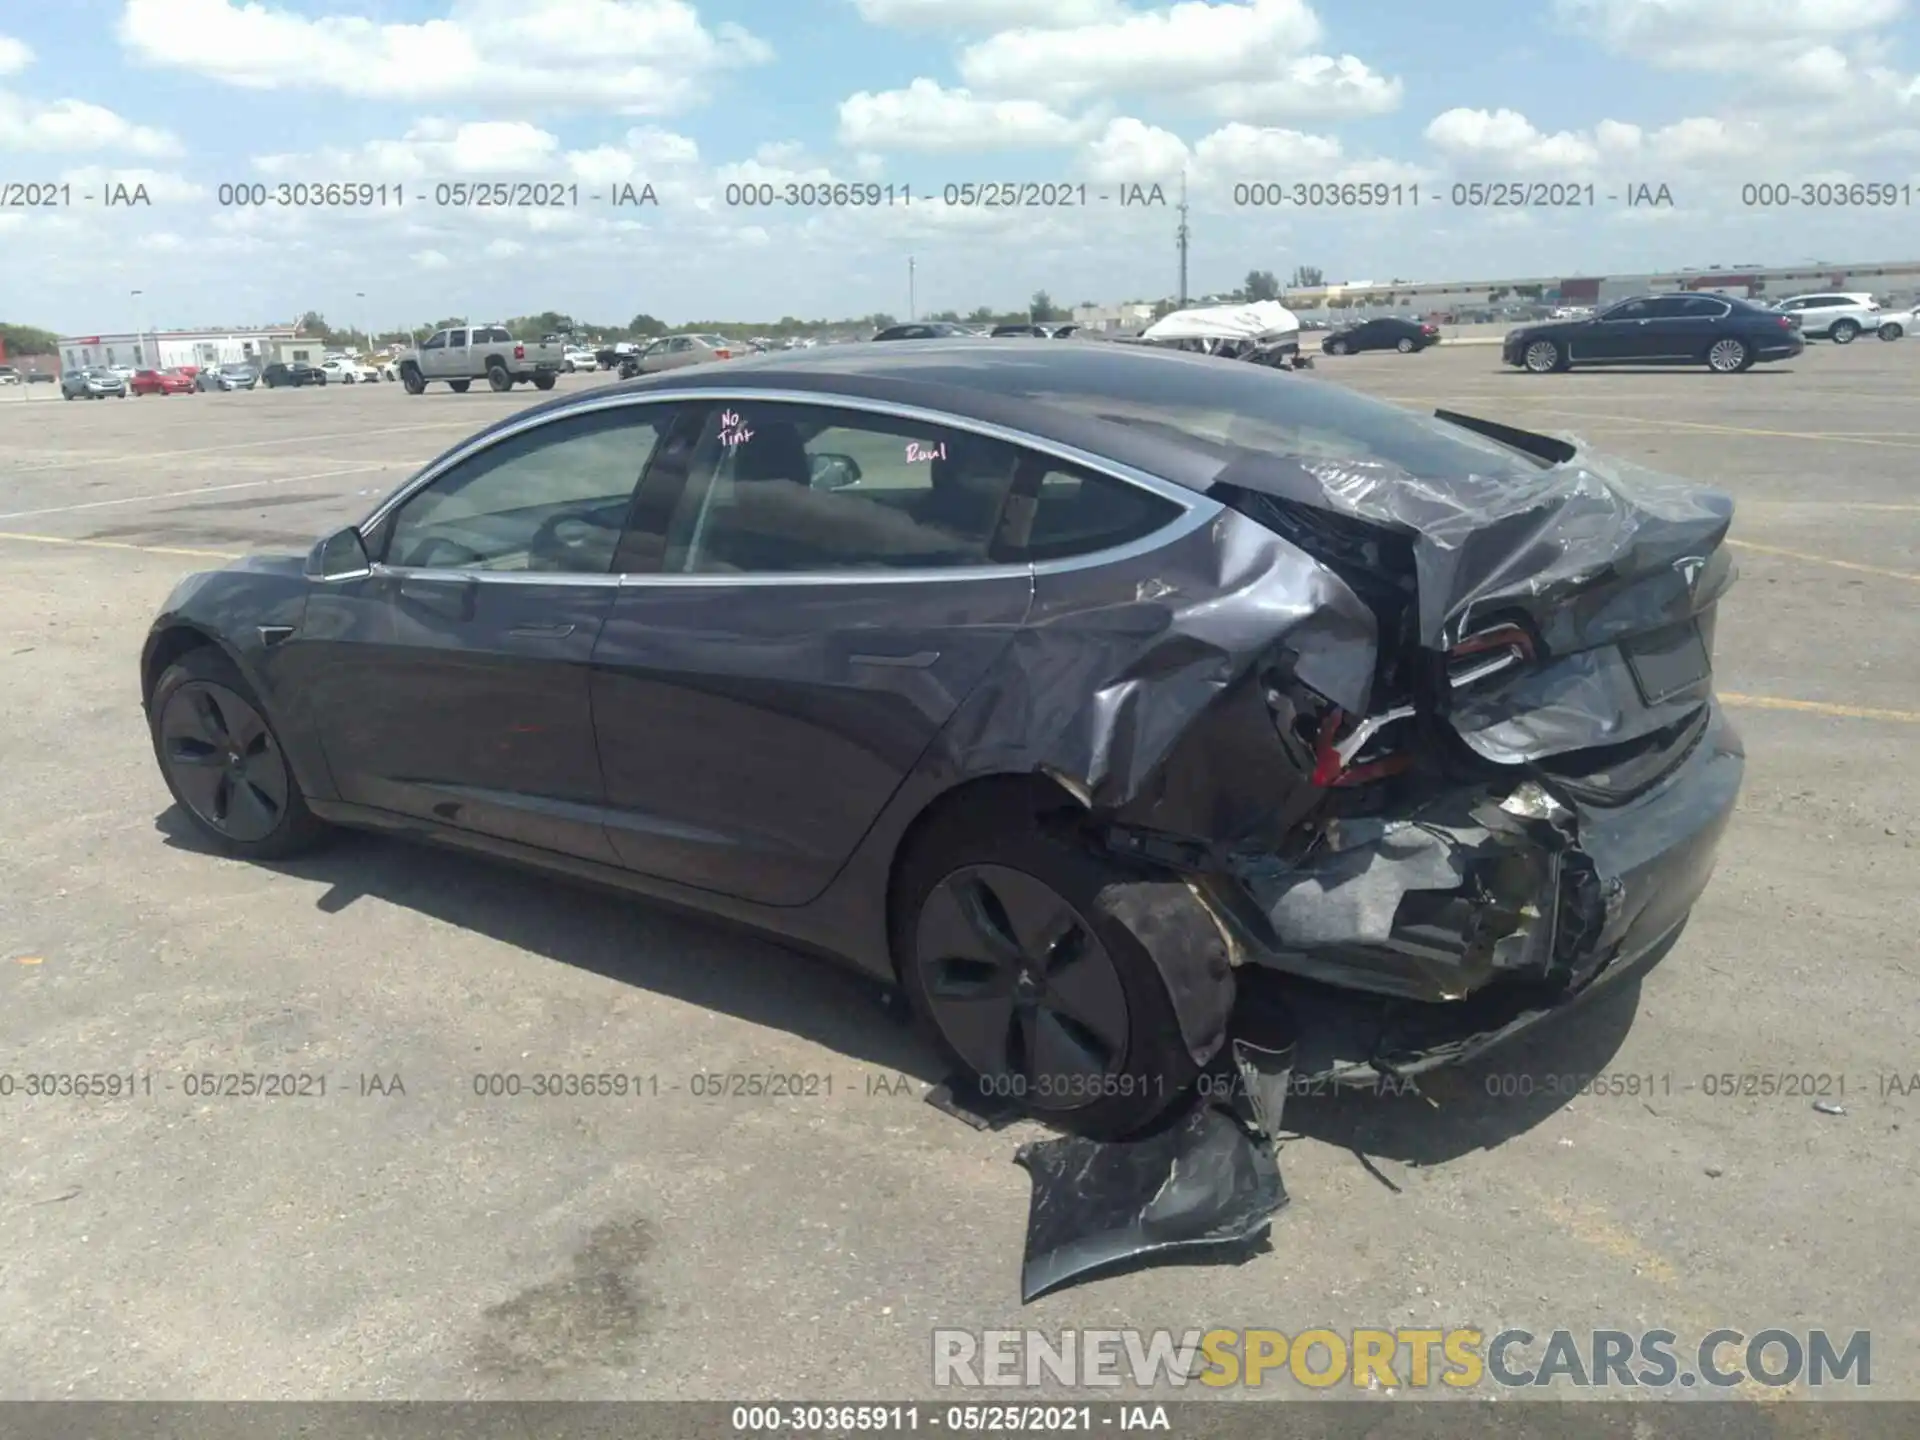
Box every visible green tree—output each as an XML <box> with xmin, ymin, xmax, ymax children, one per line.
<box><xmin>929</xmin><ymin>309</ymin><xmax>961</xmax><ymax>322</ymax></box>
<box><xmin>1288</xmin><ymin>265</ymin><xmax>1324</xmax><ymax>289</ymax></box>
<box><xmin>867</xmin><ymin>312</ymin><xmax>898</xmax><ymax>330</ymax></box>
<box><xmin>0</xmin><ymin>322</ymin><xmax>60</xmax><ymax>358</ymax></box>
<box><xmin>1244</xmin><ymin>269</ymin><xmax>1280</xmax><ymax>301</ymax></box>
<box><xmin>967</xmin><ymin>306</ymin><xmax>996</xmax><ymax>323</ymax></box>
<box><xmin>1151</xmin><ymin>298</ymin><xmax>1177</xmax><ymax>319</ymax></box>
<box><xmin>1029</xmin><ymin>290</ymin><xmax>1056</xmax><ymax>322</ymax></box>
<box><xmin>627</xmin><ymin>313</ymin><xmax>666</xmax><ymax>336</ymax></box>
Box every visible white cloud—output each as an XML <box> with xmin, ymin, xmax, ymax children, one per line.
<box><xmin>838</xmin><ymin>79</ymin><xmax>1093</xmax><ymax>149</ymax></box>
<box><xmin>853</xmin><ymin>0</ymin><xmax>1123</xmax><ymax>24</ymax></box>
<box><xmin>1555</xmin><ymin>0</ymin><xmax>1903</xmax><ymax>69</ymax></box>
<box><xmin>0</xmin><ymin>93</ymin><xmax>182</xmax><ymax>156</ymax></box>
<box><xmin>1209</xmin><ymin>54</ymin><xmax>1401</xmax><ymax>120</ymax></box>
<box><xmin>254</xmin><ymin>119</ymin><xmax>703</xmax><ymax>190</ymax></box>
<box><xmin>0</xmin><ymin>33</ymin><xmax>32</xmax><ymax>74</ymax></box>
<box><xmin>1425</xmin><ymin>107</ymin><xmax>1603</xmax><ymax>170</ymax></box>
<box><xmin>117</xmin><ymin>0</ymin><xmax>771</xmax><ymax>113</ymax></box>
<box><xmin>411</xmin><ymin>249</ymin><xmax>452</xmax><ymax>269</ymax></box>
<box><xmin>958</xmin><ymin>0</ymin><xmax>1325</xmax><ymax>102</ymax></box>
<box><xmin>484</xmin><ymin>238</ymin><xmax>525</xmax><ymax>258</ymax></box>
<box><xmin>1083</xmin><ymin>117</ymin><xmax>1191</xmax><ymax>183</ymax></box>
<box><xmin>1080</xmin><ymin>116</ymin><xmax>1416</xmax><ymax>196</ymax></box>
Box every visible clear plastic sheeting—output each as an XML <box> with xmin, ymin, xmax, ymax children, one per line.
<box><xmin>1211</xmin><ymin>426</ymin><xmax>1735</xmax><ymax>653</ymax></box>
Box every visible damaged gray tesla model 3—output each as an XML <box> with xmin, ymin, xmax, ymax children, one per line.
<box><xmin>141</xmin><ymin>340</ymin><xmax>1743</xmax><ymax>1295</ymax></box>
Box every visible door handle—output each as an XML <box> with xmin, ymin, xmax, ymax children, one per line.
<box><xmin>508</xmin><ymin>623</ymin><xmax>576</xmax><ymax>639</ymax></box>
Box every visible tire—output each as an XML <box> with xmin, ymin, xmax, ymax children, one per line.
<box><xmin>1523</xmin><ymin>338</ymin><xmax>1564</xmax><ymax>373</ymax></box>
<box><xmin>1396</xmin><ymin>337</ymin><xmax>1415</xmax><ymax>353</ymax></box>
<box><xmin>449</xmin><ymin>379</ymin><xmax>471</xmax><ymax>393</ymax></box>
<box><xmin>1830</xmin><ymin>319</ymin><xmax>1859</xmax><ymax>344</ymax></box>
<box><xmin>894</xmin><ymin>793</ymin><xmax>1198</xmax><ymax>1141</ymax></box>
<box><xmin>1706</xmin><ymin>337</ymin><xmax>1750</xmax><ymax>373</ymax></box>
<box><xmin>148</xmin><ymin>646</ymin><xmax>329</xmax><ymax>861</ymax></box>
<box><xmin>400</xmin><ymin>364</ymin><xmax>426</xmax><ymax>395</ymax></box>
<box><xmin>487</xmin><ymin>363</ymin><xmax>513</xmax><ymax>392</ymax></box>
<box><xmin>1327</xmin><ymin>339</ymin><xmax>1348</xmax><ymax>355</ymax></box>
<box><xmin>1879</xmin><ymin>323</ymin><xmax>1904</xmax><ymax>341</ymax></box>
<box><xmin>533</xmin><ymin>373</ymin><xmax>556</xmax><ymax>390</ymax></box>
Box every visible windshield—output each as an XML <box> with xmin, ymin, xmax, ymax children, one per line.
<box><xmin>222</xmin><ymin>365</ymin><xmax>253</xmax><ymax>375</ymax></box>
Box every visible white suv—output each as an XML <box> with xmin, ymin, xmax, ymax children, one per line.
<box><xmin>1772</xmin><ymin>292</ymin><xmax>1881</xmax><ymax>344</ymax></box>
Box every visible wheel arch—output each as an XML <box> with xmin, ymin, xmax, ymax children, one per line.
<box><xmin>142</xmin><ymin>620</ymin><xmax>339</xmax><ymax>801</ymax></box>
<box><xmin>879</xmin><ymin>768</ymin><xmax>1236</xmax><ymax>1073</ymax></box>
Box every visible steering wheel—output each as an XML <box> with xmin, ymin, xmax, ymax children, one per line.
<box><xmin>401</xmin><ymin>534</ymin><xmax>485</xmax><ymax>569</ymax></box>
<box><xmin>529</xmin><ymin>511</ymin><xmax>610</xmax><ymax>571</ymax></box>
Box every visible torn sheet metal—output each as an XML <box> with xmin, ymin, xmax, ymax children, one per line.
<box><xmin>1209</xmin><ymin>429</ymin><xmax>1734</xmax><ymax>654</ymax></box>
<box><xmin>1014</xmin><ymin>1013</ymin><xmax>1296</xmax><ymax>1303</ymax></box>
<box><xmin>1207</xmin><ymin>419</ymin><xmax>1738</xmax><ymax>765</ymax></box>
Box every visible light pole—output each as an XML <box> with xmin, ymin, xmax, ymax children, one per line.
<box><xmin>130</xmin><ymin>289</ymin><xmax>145</xmax><ymax>366</ymax></box>
<box><xmin>908</xmin><ymin>256</ymin><xmax>916</xmax><ymax>321</ymax></box>
<box><xmin>355</xmin><ymin>292</ymin><xmax>367</xmax><ymax>351</ymax></box>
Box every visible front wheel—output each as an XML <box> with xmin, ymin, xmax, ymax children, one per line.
<box><xmin>894</xmin><ymin>795</ymin><xmax>1199</xmax><ymax>1141</ymax></box>
<box><xmin>487</xmin><ymin>364</ymin><xmax>513</xmax><ymax>392</ymax></box>
<box><xmin>1523</xmin><ymin>338</ymin><xmax>1564</xmax><ymax>373</ymax></box>
<box><xmin>1326</xmin><ymin>339</ymin><xmax>1348</xmax><ymax>355</ymax></box>
<box><xmin>1395</xmin><ymin>337</ymin><xmax>1414</xmax><ymax>353</ymax></box>
<box><xmin>400</xmin><ymin>365</ymin><xmax>426</xmax><ymax>394</ymax></box>
<box><xmin>1830</xmin><ymin>319</ymin><xmax>1859</xmax><ymax>344</ymax></box>
<box><xmin>1706</xmin><ymin>337</ymin><xmax>1750</xmax><ymax>373</ymax></box>
<box><xmin>149</xmin><ymin>647</ymin><xmax>329</xmax><ymax>861</ymax></box>
<box><xmin>448</xmin><ymin>379</ymin><xmax>471</xmax><ymax>393</ymax></box>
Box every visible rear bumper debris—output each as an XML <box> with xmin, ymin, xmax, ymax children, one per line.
<box><xmin>1214</xmin><ymin>700</ymin><xmax>1743</xmax><ymax>1077</ymax></box>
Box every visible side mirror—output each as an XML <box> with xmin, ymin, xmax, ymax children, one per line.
<box><xmin>307</xmin><ymin>526</ymin><xmax>372</xmax><ymax>580</ymax></box>
<box><xmin>809</xmin><ymin>453</ymin><xmax>863</xmax><ymax>489</ymax></box>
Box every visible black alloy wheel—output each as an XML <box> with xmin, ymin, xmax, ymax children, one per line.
<box><xmin>896</xmin><ymin>794</ymin><xmax>1197</xmax><ymax>1140</ymax></box>
<box><xmin>150</xmin><ymin>648</ymin><xmax>327</xmax><ymax>858</ymax></box>
<box><xmin>916</xmin><ymin>863</ymin><xmax>1132</xmax><ymax>1112</ymax></box>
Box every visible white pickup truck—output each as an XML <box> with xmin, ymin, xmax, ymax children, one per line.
<box><xmin>396</xmin><ymin>325</ymin><xmax>565</xmax><ymax>394</ymax></box>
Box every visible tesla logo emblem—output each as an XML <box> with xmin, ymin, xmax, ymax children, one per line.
<box><xmin>1675</xmin><ymin>556</ymin><xmax>1706</xmax><ymax>588</ymax></box>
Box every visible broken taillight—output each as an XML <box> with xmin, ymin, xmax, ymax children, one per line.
<box><xmin>1447</xmin><ymin>623</ymin><xmax>1535</xmax><ymax>691</ymax></box>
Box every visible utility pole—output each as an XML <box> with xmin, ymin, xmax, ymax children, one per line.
<box><xmin>908</xmin><ymin>255</ymin><xmax>916</xmax><ymax>320</ymax></box>
<box><xmin>1176</xmin><ymin>169</ymin><xmax>1190</xmax><ymax>307</ymax></box>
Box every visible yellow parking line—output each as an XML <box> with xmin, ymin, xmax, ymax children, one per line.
<box><xmin>1532</xmin><ymin>411</ymin><xmax>1920</xmax><ymax>448</ymax></box>
<box><xmin>1727</xmin><ymin>538</ymin><xmax>1920</xmax><ymax>584</ymax></box>
<box><xmin>1744</xmin><ymin>501</ymin><xmax>1920</xmax><ymax>513</ymax></box>
<box><xmin>1721</xmin><ymin>694</ymin><xmax>1920</xmax><ymax>724</ymax></box>
<box><xmin>0</xmin><ymin>530</ymin><xmax>243</xmax><ymax>560</ymax></box>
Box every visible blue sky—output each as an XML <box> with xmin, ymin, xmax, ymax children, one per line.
<box><xmin>3</xmin><ymin>0</ymin><xmax>1918</xmax><ymax>331</ymax></box>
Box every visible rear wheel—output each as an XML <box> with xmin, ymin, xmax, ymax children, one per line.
<box><xmin>1395</xmin><ymin>337</ymin><xmax>1415</xmax><ymax>353</ymax></box>
<box><xmin>1879</xmin><ymin>322</ymin><xmax>1904</xmax><ymax>341</ymax></box>
<box><xmin>487</xmin><ymin>363</ymin><xmax>513</xmax><ymax>392</ymax></box>
<box><xmin>533</xmin><ymin>373</ymin><xmax>557</xmax><ymax>390</ymax></box>
<box><xmin>1327</xmin><ymin>339</ymin><xmax>1349</xmax><ymax>355</ymax></box>
<box><xmin>1523</xmin><ymin>339</ymin><xmax>1564</xmax><ymax>373</ymax></box>
<box><xmin>1830</xmin><ymin>319</ymin><xmax>1860</xmax><ymax>344</ymax></box>
<box><xmin>149</xmin><ymin>647</ymin><xmax>328</xmax><ymax>861</ymax></box>
<box><xmin>449</xmin><ymin>379</ymin><xmax>471</xmax><ymax>393</ymax></box>
<box><xmin>895</xmin><ymin>795</ymin><xmax>1198</xmax><ymax>1140</ymax></box>
<box><xmin>1707</xmin><ymin>338</ymin><xmax>1750</xmax><ymax>373</ymax></box>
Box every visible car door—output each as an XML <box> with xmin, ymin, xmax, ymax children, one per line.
<box><xmin>285</xmin><ymin>401</ymin><xmax>679</xmax><ymax>860</ymax></box>
<box><xmin>1675</xmin><ymin>296</ymin><xmax>1733</xmax><ymax>357</ymax></box>
<box><xmin>441</xmin><ymin>328</ymin><xmax>470</xmax><ymax>378</ymax></box>
<box><xmin>416</xmin><ymin>330</ymin><xmax>449</xmax><ymax>378</ymax></box>
<box><xmin>1634</xmin><ymin>296</ymin><xmax>1710</xmax><ymax>360</ymax></box>
<box><xmin>587</xmin><ymin>397</ymin><xmax>1036</xmax><ymax>905</ymax></box>
<box><xmin>1574</xmin><ymin>298</ymin><xmax>1659</xmax><ymax>361</ymax></box>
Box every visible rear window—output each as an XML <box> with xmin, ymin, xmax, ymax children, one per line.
<box><xmin>1004</xmin><ymin>352</ymin><xmax>1555</xmax><ymax>479</ymax></box>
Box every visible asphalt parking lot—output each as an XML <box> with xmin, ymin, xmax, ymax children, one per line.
<box><xmin>2</xmin><ymin>348</ymin><xmax>1916</xmax><ymax>1401</ymax></box>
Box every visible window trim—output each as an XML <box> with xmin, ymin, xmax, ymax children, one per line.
<box><xmin>358</xmin><ymin>387</ymin><xmax>1212</xmax><ymax>588</ymax></box>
